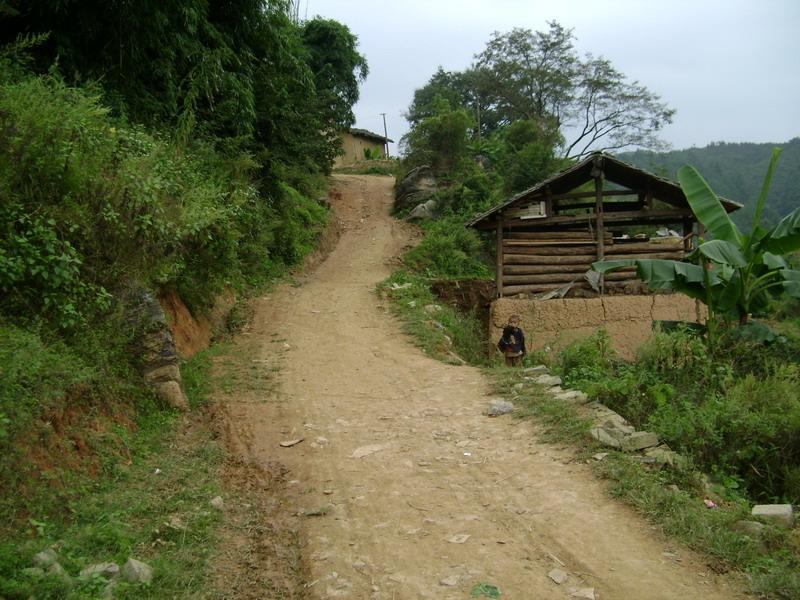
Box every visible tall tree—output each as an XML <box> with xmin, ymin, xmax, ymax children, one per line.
<box><xmin>301</xmin><ymin>17</ymin><xmax>368</xmax><ymax>129</ymax></box>
<box><xmin>476</xmin><ymin>22</ymin><xmax>578</xmax><ymax>127</ymax></box>
<box><xmin>407</xmin><ymin>21</ymin><xmax>674</xmax><ymax>160</ymax></box>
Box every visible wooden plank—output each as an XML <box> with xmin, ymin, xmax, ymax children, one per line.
<box><xmin>502</xmin><ymin>208</ymin><xmax>692</xmax><ymax>229</ymax></box>
<box><xmin>604</xmin><ymin>241</ymin><xmax>683</xmax><ymax>254</ymax></box>
<box><xmin>544</xmin><ymin>186</ymin><xmax>553</xmax><ymax>217</ymax></box>
<box><xmin>683</xmin><ymin>217</ymin><xmax>693</xmax><ymax>252</ymax></box>
<box><xmin>504</xmin><ymin>251</ymin><xmax>684</xmax><ymax>265</ymax></box>
<box><xmin>605</xmin><ymin>251</ymin><xmax>685</xmax><ymax>260</ymax></box>
<box><xmin>503</xmin><ymin>244</ymin><xmax>602</xmax><ymax>256</ymax></box>
<box><xmin>504</xmin><ymin>231</ymin><xmax>611</xmax><ymax>240</ymax></box>
<box><xmin>549</xmin><ymin>189</ymin><xmax>639</xmax><ymax>201</ymax></box>
<box><xmin>496</xmin><ymin>216</ymin><xmax>504</xmax><ymax>298</ymax></box>
<box><xmin>502</xmin><ymin>279</ymin><xmax>642</xmax><ymax>296</ymax></box>
<box><xmin>503</xmin><ymin>264</ymin><xmax>636</xmax><ymax>275</ymax></box>
<box><xmin>503</xmin><ymin>271</ymin><xmax>637</xmax><ymax>285</ymax></box>
<box><xmin>595</xmin><ymin>171</ymin><xmax>605</xmax><ymax>294</ymax></box>
<box><xmin>553</xmin><ymin>201</ymin><xmax>643</xmax><ymax>212</ymax></box>
<box><xmin>503</xmin><ymin>240</ymin><xmax>598</xmax><ymax>248</ymax></box>
<box><xmin>505</xmin><ymin>253</ymin><xmax>597</xmax><ymax>264</ymax></box>
<box><xmin>504</xmin><ymin>264</ymin><xmax>593</xmax><ymax>275</ymax></box>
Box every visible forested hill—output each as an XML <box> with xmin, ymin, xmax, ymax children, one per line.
<box><xmin>618</xmin><ymin>138</ymin><xmax>800</xmax><ymax>228</ymax></box>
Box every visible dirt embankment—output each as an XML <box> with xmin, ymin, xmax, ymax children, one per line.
<box><xmin>210</xmin><ymin>174</ymin><xmax>745</xmax><ymax>599</ymax></box>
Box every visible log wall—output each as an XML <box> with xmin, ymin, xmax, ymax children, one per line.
<box><xmin>499</xmin><ymin>232</ymin><xmax>684</xmax><ymax>297</ymax></box>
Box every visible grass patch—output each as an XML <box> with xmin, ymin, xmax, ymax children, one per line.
<box><xmin>333</xmin><ymin>160</ymin><xmax>397</xmax><ymax>177</ymax></box>
<box><xmin>488</xmin><ymin>367</ymin><xmax>591</xmax><ymax>445</ymax></box>
<box><xmin>0</xmin><ymin>353</ymin><xmax>225</xmax><ymax>599</ymax></box>
<box><xmin>376</xmin><ymin>270</ymin><xmax>490</xmax><ymax>366</ymax></box>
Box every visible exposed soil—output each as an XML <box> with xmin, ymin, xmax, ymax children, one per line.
<box><xmin>211</xmin><ymin>175</ymin><xmax>745</xmax><ymax>599</ymax></box>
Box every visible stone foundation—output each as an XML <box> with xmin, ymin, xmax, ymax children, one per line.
<box><xmin>490</xmin><ymin>294</ymin><xmax>706</xmax><ymax>360</ymax></box>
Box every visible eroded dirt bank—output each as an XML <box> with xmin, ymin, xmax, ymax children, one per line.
<box><xmin>214</xmin><ymin>174</ymin><xmax>744</xmax><ymax>599</ymax></box>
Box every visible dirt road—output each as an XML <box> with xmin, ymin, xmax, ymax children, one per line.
<box><xmin>218</xmin><ymin>175</ymin><xmax>743</xmax><ymax>599</ymax></box>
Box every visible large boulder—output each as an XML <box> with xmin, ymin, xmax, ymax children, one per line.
<box><xmin>394</xmin><ymin>166</ymin><xmax>437</xmax><ymax>213</ymax></box>
<box><xmin>406</xmin><ymin>198</ymin><xmax>437</xmax><ymax>221</ymax></box>
<box><xmin>126</xmin><ymin>288</ymin><xmax>189</xmax><ymax>411</ymax></box>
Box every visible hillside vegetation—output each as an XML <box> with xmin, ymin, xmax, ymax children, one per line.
<box><xmin>619</xmin><ymin>139</ymin><xmax>800</xmax><ymax>227</ymax></box>
<box><xmin>0</xmin><ymin>1</ymin><xmax>367</xmax><ymax>597</ymax></box>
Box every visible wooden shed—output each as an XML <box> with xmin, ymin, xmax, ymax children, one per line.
<box><xmin>468</xmin><ymin>152</ymin><xmax>742</xmax><ymax>298</ymax></box>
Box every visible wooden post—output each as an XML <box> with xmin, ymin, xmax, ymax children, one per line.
<box><xmin>645</xmin><ymin>183</ymin><xmax>653</xmax><ymax>210</ymax></box>
<box><xmin>380</xmin><ymin>112</ymin><xmax>389</xmax><ymax>158</ymax></box>
<box><xmin>593</xmin><ymin>157</ymin><xmax>605</xmax><ymax>294</ymax></box>
<box><xmin>682</xmin><ymin>217</ymin><xmax>693</xmax><ymax>252</ymax></box>
<box><xmin>544</xmin><ymin>186</ymin><xmax>553</xmax><ymax>217</ymax></box>
<box><xmin>496</xmin><ymin>214</ymin><xmax>504</xmax><ymax>298</ymax></box>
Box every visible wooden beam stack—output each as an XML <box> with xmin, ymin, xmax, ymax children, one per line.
<box><xmin>500</xmin><ymin>233</ymin><xmax>684</xmax><ymax>297</ymax></box>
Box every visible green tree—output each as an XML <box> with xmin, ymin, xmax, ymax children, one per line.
<box><xmin>475</xmin><ymin>22</ymin><xmax>674</xmax><ymax>158</ymax></box>
<box><xmin>406</xmin><ymin>21</ymin><xmax>674</xmax><ymax>161</ymax></box>
<box><xmin>401</xmin><ymin>97</ymin><xmax>473</xmax><ymax>172</ymax></box>
<box><xmin>301</xmin><ymin>17</ymin><xmax>368</xmax><ymax>129</ymax></box>
<box><xmin>475</xmin><ymin>22</ymin><xmax>578</xmax><ymax>127</ymax></box>
<box><xmin>495</xmin><ymin>119</ymin><xmax>565</xmax><ymax>194</ymax></box>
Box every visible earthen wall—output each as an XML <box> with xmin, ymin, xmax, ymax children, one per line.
<box><xmin>491</xmin><ymin>294</ymin><xmax>706</xmax><ymax>360</ymax></box>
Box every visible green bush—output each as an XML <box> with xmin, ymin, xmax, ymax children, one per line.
<box><xmin>559</xmin><ymin>329</ymin><xmax>617</xmax><ymax>383</ymax></box>
<box><xmin>377</xmin><ymin>270</ymin><xmax>490</xmax><ymax>366</ymax></box>
<box><xmin>404</xmin><ymin>218</ymin><xmax>491</xmax><ymax>279</ymax></box>
<box><xmin>0</xmin><ymin>74</ymin><xmax>330</xmax><ymax>321</ymax></box>
<box><xmin>556</xmin><ymin>326</ymin><xmax>800</xmax><ymax>503</ymax></box>
<box><xmin>0</xmin><ymin>323</ymin><xmax>94</xmax><ymax>445</ymax></box>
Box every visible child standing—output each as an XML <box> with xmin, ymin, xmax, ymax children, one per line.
<box><xmin>497</xmin><ymin>314</ymin><xmax>526</xmax><ymax>367</ymax></box>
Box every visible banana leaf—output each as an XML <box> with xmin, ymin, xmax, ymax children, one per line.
<box><xmin>677</xmin><ymin>165</ymin><xmax>743</xmax><ymax>246</ymax></box>
<box><xmin>747</xmin><ymin>148</ymin><xmax>782</xmax><ymax>250</ymax></box>
<box><xmin>761</xmin><ymin>206</ymin><xmax>800</xmax><ymax>255</ymax></box>
<box><xmin>782</xmin><ymin>269</ymin><xmax>800</xmax><ymax>297</ymax></box>
<box><xmin>762</xmin><ymin>252</ymin><xmax>789</xmax><ymax>270</ymax></box>
<box><xmin>592</xmin><ymin>258</ymin><xmax>717</xmax><ymax>299</ymax></box>
<box><xmin>697</xmin><ymin>239</ymin><xmax>747</xmax><ymax>267</ymax></box>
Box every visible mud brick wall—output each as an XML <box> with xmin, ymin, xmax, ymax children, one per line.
<box><xmin>490</xmin><ymin>295</ymin><xmax>706</xmax><ymax>360</ymax></box>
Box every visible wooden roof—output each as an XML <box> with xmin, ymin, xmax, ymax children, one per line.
<box><xmin>467</xmin><ymin>152</ymin><xmax>742</xmax><ymax>229</ymax></box>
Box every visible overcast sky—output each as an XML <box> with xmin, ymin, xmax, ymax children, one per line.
<box><xmin>304</xmin><ymin>0</ymin><xmax>799</xmax><ymax>156</ymax></box>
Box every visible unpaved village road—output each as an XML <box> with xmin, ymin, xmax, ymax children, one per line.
<box><xmin>218</xmin><ymin>175</ymin><xmax>743</xmax><ymax>599</ymax></box>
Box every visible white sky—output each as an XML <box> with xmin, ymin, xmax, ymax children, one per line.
<box><xmin>304</xmin><ymin>0</ymin><xmax>800</xmax><ymax>156</ymax></box>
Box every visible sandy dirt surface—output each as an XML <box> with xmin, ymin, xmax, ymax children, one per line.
<box><xmin>215</xmin><ymin>174</ymin><xmax>744</xmax><ymax>599</ymax></box>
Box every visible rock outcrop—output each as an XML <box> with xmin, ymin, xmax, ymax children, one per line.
<box><xmin>128</xmin><ymin>288</ymin><xmax>189</xmax><ymax>411</ymax></box>
<box><xmin>394</xmin><ymin>166</ymin><xmax>437</xmax><ymax>214</ymax></box>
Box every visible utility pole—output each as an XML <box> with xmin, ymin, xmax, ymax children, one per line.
<box><xmin>380</xmin><ymin>112</ymin><xmax>390</xmax><ymax>158</ymax></box>
<box><xmin>476</xmin><ymin>98</ymin><xmax>481</xmax><ymax>144</ymax></box>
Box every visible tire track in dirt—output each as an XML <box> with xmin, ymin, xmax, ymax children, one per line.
<box><xmin>214</xmin><ymin>174</ymin><xmax>745</xmax><ymax>599</ymax></box>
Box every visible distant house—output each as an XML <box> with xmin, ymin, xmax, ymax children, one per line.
<box><xmin>335</xmin><ymin>128</ymin><xmax>393</xmax><ymax>167</ymax></box>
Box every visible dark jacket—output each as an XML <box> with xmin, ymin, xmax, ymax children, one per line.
<box><xmin>498</xmin><ymin>325</ymin><xmax>526</xmax><ymax>356</ymax></box>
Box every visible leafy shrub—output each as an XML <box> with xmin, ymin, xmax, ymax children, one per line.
<box><xmin>0</xmin><ymin>74</ymin><xmax>330</xmax><ymax>320</ymax></box>
<box><xmin>0</xmin><ymin>323</ymin><xmax>94</xmax><ymax>444</ymax></box>
<box><xmin>645</xmin><ymin>365</ymin><xmax>800</xmax><ymax>503</ymax></box>
<box><xmin>559</xmin><ymin>329</ymin><xmax>617</xmax><ymax>384</ymax></box>
<box><xmin>0</xmin><ymin>204</ymin><xmax>111</xmax><ymax>329</ymax></box>
<box><xmin>637</xmin><ymin>326</ymin><xmax>719</xmax><ymax>391</ymax></box>
<box><xmin>557</xmin><ymin>326</ymin><xmax>800</xmax><ymax>503</ymax></box>
<box><xmin>377</xmin><ymin>270</ymin><xmax>490</xmax><ymax>366</ymax></box>
<box><xmin>404</xmin><ymin>218</ymin><xmax>491</xmax><ymax>279</ymax></box>
<box><xmin>713</xmin><ymin>366</ymin><xmax>800</xmax><ymax>501</ymax></box>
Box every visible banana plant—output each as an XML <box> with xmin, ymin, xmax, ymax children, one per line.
<box><xmin>593</xmin><ymin>148</ymin><xmax>800</xmax><ymax>327</ymax></box>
